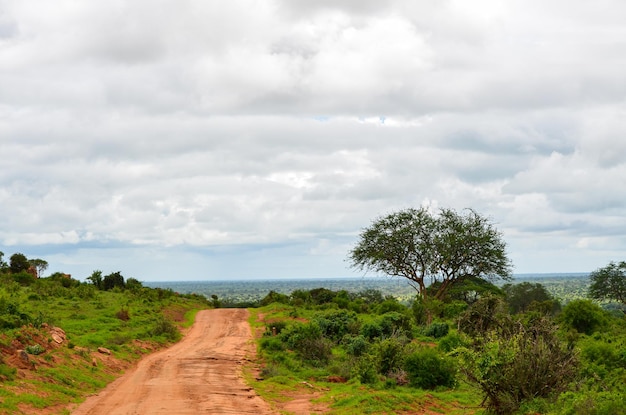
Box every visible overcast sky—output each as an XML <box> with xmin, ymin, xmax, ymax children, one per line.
<box><xmin>1</xmin><ymin>0</ymin><xmax>625</xmax><ymax>281</ymax></box>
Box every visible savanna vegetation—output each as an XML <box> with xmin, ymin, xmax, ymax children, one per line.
<box><xmin>1</xmin><ymin>206</ymin><xmax>625</xmax><ymax>415</ymax></box>
<box><xmin>247</xmin><ymin>209</ymin><xmax>626</xmax><ymax>415</ymax></box>
<box><xmin>0</xmin><ymin>251</ymin><xmax>210</xmax><ymax>415</ymax></box>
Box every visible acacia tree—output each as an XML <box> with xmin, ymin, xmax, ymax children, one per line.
<box><xmin>348</xmin><ymin>207</ymin><xmax>512</xmax><ymax>300</ymax></box>
<box><xmin>588</xmin><ymin>261</ymin><xmax>626</xmax><ymax>305</ymax></box>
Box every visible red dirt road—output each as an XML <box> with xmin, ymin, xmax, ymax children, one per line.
<box><xmin>72</xmin><ymin>309</ymin><xmax>277</xmax><ymax>415</ymax></box>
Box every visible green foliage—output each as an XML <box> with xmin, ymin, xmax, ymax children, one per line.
<box><xmin>458</xmin><ymin>295</ymin><xmax>510</xmax><ymax>338</ymax></box>
<box><xmin>0</xmin><ymin>297</ymin><xmax>32</xmax><ymax>328</ymax></box>
<box><xmin>361</xmin><ymin>311</ymin><xmax>413</xmax><ymax>340</ymax></box>
<box><xmin>264</xmin><ymin>320</ymin><xmax>288</xmax><ymax>336</ymax></box>
<box><xmin>351</xmin><ymin>355</ymin><xmax>379</xmax><ymax>384</ymax></box>
<box><xmin>557</xmin><ymin>390</ymin><xmax>626</xmax><ymax>415</ymax></box>
<box><xmin>9</xmin><ymin>252</ymin><xmax>30</xmax><ymax>274</ymax></box>
<box><xmin>260</xmin><ymin>290</ymin><xmax>290</xmax><ymax>306</ymax></box>
<box><xmin>103</xmin><ymin>271</ymin><xmax>125</xmax><ymax>291</ymax></box>
<box><xmin>437</xmin><ymin>332</ymin><xmax>468</xmax><ymax>353</ymax></box>
<box><xmin>348</xmin><ymin>207</ymin><xmax>512</xmax><ymax>300</ymax></box>
<box><xmin>403</xmin><ymin>348</ymin><xmax>457</xmax><ymax>390</ymax></box>
<box><xmin>503</xmin><ymin>281</ymin><xmax>560</xmax><ymax>314</ymax></box>
<box><xmin>25</xmin><ymin>344</ymin><xmax>46</xmax><ymax>355</ymax></box>
<box><xmin>559</xmin><ymin>299</ymin><xmax>607</xmax><ymax>335</ymax></box>
<box><xmin>373</xmin><ymin>336</ymin><xmax>408</xmax><ymax>375</ymax></box>
<box><xmin>344</xmin><ymin>335</ymin><xmax>369</xmax><ymax>357</ymax></box>
<box><xmin>457</xmin><ymin>316</ymin><xmax>578</xmax><ymax>415</ymax></box>
<box><xmin>376</xmin><ymin>298</ymin><xmax>406</xmax><ymax>314</ymax></box>
<box><xmin>281</xmin><ymin>322</ymin><xmax>332</xmax><ymax>364</ymax></box>
<box><xmin>589</xmin><ymin>261</ymin><xmax>626</xmax><ymax>304</ymax></box>
<box><xmin>87</xmin><ymin>270</ymin><xmax>104</xmax><ymax>290</ymax></box>
<box><xmin>314</xmin><ymin>309</ymin><xmax>359</xmax><ymax>341</ymax></box>
<box><xmin>150</xmin><ymin>315</ymin><xmax>180</xmax><ymax>341</ymax></box>
<box><xmin>411</xmin><ymin>297</ymin><xmax>428</xmax><ymax>326</ymax></box>
<box><xmin>11</xmin><ymin>270</ymin><xmax>37</xmax><ymax>286</ymax></box>
<box><xmin>425</xmin><ymin>322</ymin><xmax>449</xmax><ymax>339</ymax></box>
<box><xmin>0</xmin><ymin>363</ymin><xmax>17</xmax><ymax>381</ymax></box>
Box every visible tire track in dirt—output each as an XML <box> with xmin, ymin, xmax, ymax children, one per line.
<box><xmin>71</xmin><ymin>309</ymin><xmax>276</xmax><ymax>415</ymax></box>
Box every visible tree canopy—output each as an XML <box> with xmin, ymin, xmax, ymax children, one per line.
<box><xmin>588</xmin><ymin>261</ymin><xmax>626</xmax><ymax>304</ymax></box>
<box><xmin>348</xmin><ymin>207</ymin><xmax>512</xmax><ymax>300</ymax></box>
<box><xmin>503</xmin><ymin>282</ymin><xmax>560</xmax><ymax>314</ymax></box>
<box><xmin>9</xmin><ymin>253</ymin><xmax>30</xmax><ymax>274</ymax></box>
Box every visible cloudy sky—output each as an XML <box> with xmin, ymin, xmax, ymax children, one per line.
<box><xmin>1</xmin><ymin>0</ymin><xmax>625</xmax><ymax>281</ymax></box>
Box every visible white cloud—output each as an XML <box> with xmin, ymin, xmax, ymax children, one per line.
<box><xmin>1</xmin><ymin>0</ymin><xmax>625</xmax><ymax>279</ymax></box>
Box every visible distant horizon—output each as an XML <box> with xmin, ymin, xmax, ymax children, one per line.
<box><xmin>141</xmin><ymin>271</ymin><xmax>591</xmax><ymax>284</ymax></box>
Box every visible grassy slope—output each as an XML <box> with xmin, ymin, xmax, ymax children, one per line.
<box><xmin>0</xmin><ymin>279</ymin><xmax>209</xmax><ymax>415</ymax></box>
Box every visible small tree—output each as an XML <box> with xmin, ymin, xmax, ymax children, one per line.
<box><xmin>503</xmin><ymin>282</ymin><xmax>560</xmax><ymax>314</ymax></box>
<box><xmin>589</xmin><ymin>261</ymin><xmax>626</xmax><ymax>305</ymax></box>
<box><xmin>103</xmin><ymin>271</ymin><xmax>125</xmax><ymax>291</ymax></box>
<box><xmin>87</xmin><ymin>270</ymin><xmax>104</xmax><ymax>290</ymax></box>
<box><xmin>9</xmin><ymin>253</ymin><xmax>30</xmax><ymax>274</ymax></box>
<box><xmin>0</xmin><ymin>251</ymin><xmax>8</xmax><ymax>273</ymax></box>
<box><xmin>349</xmin><ymin>207</ymin><xmax>512</xmax><ymax>301</ymax></box>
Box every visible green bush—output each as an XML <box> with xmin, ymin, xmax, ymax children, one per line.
<box><xmin>344</xmin><ymin>335</ymin><xmax>369</xmax><ymax>357</ymax></box>
<box><xmin>437</xmin><ymin>332</ymin><xmax>468</xmax><ymax>353</ymax></box>
<box><xmin>425</xmin><ymin>322</ymin><xmax>449</xmax><ymax>339</ymax></box>
<box><xmin>457</xmin><ymin>317</ymin><xmax>578</xmax><ymax>415</ymax></box>
<box><xmin>264</xmin><ymin>320</ymin><xmax>288</xmax><ymax>336</ymax></box>
<box><xmin>314</xmin><ymin>309</ymin><xmax>358</xmax><ymax>341</ymax></box>
<box><xmin>260</xmin><ymin>336</ymin><xmax>285</xmax><ymax>352</ymax></box>
<box><xmin>374</xmin><ymin>336</ymin><xmax>408</xmax><ymax>375</ymax></box>
<box><xmin>559</xmin><ymin>300</ymin><xmax>607</xmax><ymax>335</ymax></box>
<box><xmin>379</xmin><ymin>311</ymin><xmax>413</xmax><ymax>337</ymax></box>
<box><xmin>281</xmin><ymin>322</ymin><xmax>332</xmax><ymax>364</ymax></box>
<box><xmin>351</xmin><ymin>355</ymin><xmax>378</xmax><ymax>384</ymax></box>
<box><xmin>361</xmin><ymin>320</ymin><xmax>384</xmax><ymax>340</ymax></box>
<box><xmin>558</xmin><ymin>390</ymin><xmax>626</xmax><ymax>415</ymax></box>
<box><xmin>150</xmin><ymin>315</ymin><xmax>180</xmax><ymax>341</ymax></box>
<box><xmin>25</xmin><ymin>344</ymin><xmax>46</xmax><ymax>355</ymax></box>
<box><xmin>403</xmin><ymin>348</ymin><xmax>456</xmax><ymax>390</ymax></box>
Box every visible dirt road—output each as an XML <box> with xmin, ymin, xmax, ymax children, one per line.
<box><xmin>72</xmin><ymin>309</ymin><xmax>276</xmax><ymax>415</ymax></box>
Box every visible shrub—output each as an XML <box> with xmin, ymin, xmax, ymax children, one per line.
<box><xmin>379</xmin><ymin>312</ymin><xmax>413</xmax><ymax>337</ymax></box>
<box><xmin>260</xmin><ymin>336</ymin><xmax>284</xmax><ymax>352</ymax></box>
<box><xmin>376</xmin><ymin>298</ymin><xmax>407</xmax><ymax>314</ymax></box>
<box><xmin>374</xmin><ymin>336</ymin><xmax>408</xmax><ymax>375</ymax></box>
<box><xmin>457</xmin><ymin>317</ymin><xmax>578</xmax><ymax>415</ymax></box>
<box><xmin>403</xmin><ymin>347</ymin><xmax>456</xmax><ymax>390</ymax></box>
<box><xmin>351</xmin><ymin>355</ymin><xmax>378</xmax><ymax>384</ymax></box>
<box><xmin>361</xmin><ymin>320</ymin><xmax>384</xmax><ymax>340</ymax></box>
<box><xmin>314</xmin><ymin>309</ymin><xmax>358</xmax><ymax>341</ymax></box>
<box><xmin>150</xmin><ymin>315</ymin><xmax>180</xmax><ymax>341</ymax></box>
<box><xmin>25</xmin><ymin>344</ymin><xmax>46</xmax><ymax>355</ymax></box>
<box><xmin>458</xmin><ymin>295</ymin><xmax>511</xmax><ymax>337</ymax></box>
<box><xmin>344</xmin><ymin>335</ymin><xmax>369</xmax><ymax>357</ymax></box>
<box><xmin>438</xmin><ymin>332</ymin><xmax>468</xmax><ymax>353</ymax></box>
<box><xmin>425</xmin><ymin>322</ymin><xmax>449</xmax><ymax>339</ymax></box>
<box><xmin>281</xmin><ymin>322</ymin><xmax>332</xmax><ymax>364</ymax></box>
<box><xmin>559</xmin><ymin>299</ymin><xmax>607</xmax><ymax>335</ymax></box>
<box><xmin>264</xmin><ymin>320</ymin><xmax>288</xmax><ymax>336</ymax></box>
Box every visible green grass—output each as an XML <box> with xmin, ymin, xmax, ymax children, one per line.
<box><xmin>247</xmin><ymin>302</ymin><xmax>485</xmax><ymax>415</ymax></box>
<box><xmin>0</xmin><ymin>276</ymin><xmax>210</xmax><ymax>414</ymax></box>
